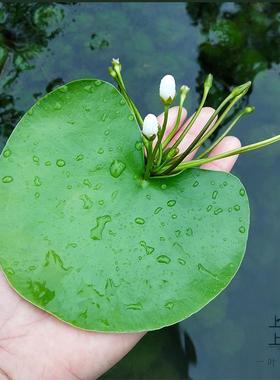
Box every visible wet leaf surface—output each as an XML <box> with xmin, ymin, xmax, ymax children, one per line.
<box><xmin>0</xmin><ymin>80</ymin><xmax>249</xmax><ymax>332</ymax></box>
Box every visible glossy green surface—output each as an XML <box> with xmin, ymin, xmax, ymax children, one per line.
<box><xmin>0</xmin><ymin>79</ymin><xmax>249</xmax><ymax>331</ymax></box>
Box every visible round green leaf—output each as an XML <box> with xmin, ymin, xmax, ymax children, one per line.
<box><xmin>0</xmin><ymin>79</ymin><xmax>249</xmax><ymax>332</ymax></box>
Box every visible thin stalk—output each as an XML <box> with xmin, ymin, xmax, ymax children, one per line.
<box><xmin>144</xmin><ymin>140</ymin><xmax>154</xmax><ymax>179</ymax></box>
<box><xmin>162</xmin><ymin>86</ymin><xmax>189</xmax><ymax>148</ymax></box>
<box><xmin>116</xmin><ymin>80</ymin><xmax>143</xmax><ymax>126</ymax></box>
<box><xmin>151</xmin><ymin>105</ymin><xmax>169</xmax><ymax>165</ymax></box>
<box><xmin>189</xmin><ymin>93</ymin><xmax>244</xmax><ymax>153</ymax></box>
<box><xmin>198</xmin><ymin>107</ymin><xmax>253</xmax><ymax>159</ymax></box>
<box><xmin>163</xmin><ymin>89</ymin><xmax>248</xmax><ymax>175</ymax></box>
<box><xmin>156</xmin><ymin>144</ymin><xmax>163</xmax><ymax>166</ymax></box>
<box><xmin>173</xmin><ymin>135</ymin><xmax>280</xmax><ymax>172</ymax></box>
<box><xmin>110</xmin><ymin>67</ymin><xmax>143</xmax><ymax>126</ymax></box>
<box><xmin>162</xmin><ymin>104</ymin><xmax>183</xmax><ymax>148</ymax></box>
<box><xmin>169</xmin><ymin>85</ymin><xmax>211</xmax><ymax>152</ymax></box>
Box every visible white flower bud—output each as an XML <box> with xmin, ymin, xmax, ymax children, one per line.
<box><xmin>159</xmin><ymin>74</ymin><xmax>176</xmax><ymax>104</ymax></box>
<box><xmin>112</xmin><ymin>58</ymin><xmax>120</xmax><ymax>65</ymax></box>
<box><xmin>142</xmin><ymin>114</ymin><xmax>159</xmax><ymax>138</ymax></box>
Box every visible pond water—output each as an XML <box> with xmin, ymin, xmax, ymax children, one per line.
<box><xmin>1</xmin><ymin>2</ymin><xmax>280</xmax><ymax>379</ymax></box>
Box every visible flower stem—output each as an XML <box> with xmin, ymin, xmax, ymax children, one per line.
<box><xmin>168</xmin><ymin>74</ymin><xmax>213</xmax><ymax>152</ymax></box>
<box><xmin>109</xmin><ymin>66</ymin><xmax>143</xmax><ymax>126</ymax></box>
<box><xmin>189</xmin><ymin>92</ymin><xmax>245</xmax><ymax>154</ymax></box>
<box><xmin>144</xmin><ymin>140</ymin><xmax>154</xmax><ymax>179</ymax></box>
<box><xmin>162</xmin><ymin>85</ymin><xmax>250</xmax><ymax>175</ymax></box>
<box><xmin>151</xmin><ymin>105</ymin><xmax>169</xmax><ymax>165</ymax></box>
<box><xmin>174</xmin><ymin>135</ymin><xmax>280</xmax><ymax>172</ymax></box>
<box><xmin>198</xmin><ymin>106</ymin><xmax>254</xmax><ymax>159</ymax></box>
<box><xmin>162</xmin><ymin>86</ymin><xmax>189</xmax><ymax>148</ymax></box>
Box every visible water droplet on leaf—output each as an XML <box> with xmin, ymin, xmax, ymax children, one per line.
<box><xmin>109</xmin><ymin>160</ymin><xmax>126</xmax><ymax>178</ymax></box>
<box><xmin>135</xmin><ymin>141</ymin><xmax>143</xmax><ymax>151</ymax></box>
<box><xmin>126</xmin><ymin>302</ymin><xmax>143</xmax><ymax>310</ymax></box>
<box><xmin>178</xmin><ymin>258</ymin><xmax>186</xmax><ymax>265</ymax></box>
<box><xmin>186</xmin><ymin>227</ymin><xmax>193</xmax><ymax>236</ymax></box>
<box><xmin>239</xmin><ymin>226</ymin><xmax>246</xmax><ymax>233</ymax></box>
<box><xmin>154</xmin><ymin>207</ymin><xmax>163</xmax><ymax>215</ymax></box>
<box><xmin>165</xmin><ymin>301</ymin><xmax>174</xmax><ymax>310</ymax></box>
<box><xmin>140</xmin><ymin>241</ymin><xmax>154</xmax><ymax>255</ymax></box>
<box><xmin>197</xmin><ymin>263</ymin><xmax>218</xmax><ymax>279</ymax></box>
<box><xmin>84</xmin><ymin>85</ymin><xmax>93</xmax><ymax>92</ymax></box>
<box><xmin>167</xmin><ymin>200</ymin><xmax>176</xmax><ymax>207</ymax></box>
<box><xmin>59</xmin><ymin>85</ymin><xmax>68</xmax><ymax>93</ymax></box>
<box><xmin>80</xmin><ymin>194</ymin><xmax>93</xmax><ymax>210</ymax></box>
<box><xmin>54</xmin><ymin>102</ymin><xmax>62</xmax><ymax>110</ymax></box>
<box><xmin>212</xmin><ymin>190</ymin><xmax>218</xmax><ymax>200</ymax></box>
<box><xmin>2</xmin><ymin>176</ymin><xmax>13</xmax><ymax>183</ymax></box>
<box><xmin>90</xmin><ymin>215</ymin><xmax>111</xmax><ymax>240</ymax></box>
<box><xmin>3</xmin><ymin>149</ymin><xmax>11</xmax><ymax>158</ymax></box>
<box><xmin>239</xmin><ymin>188</ymin><xmax>245</xmax><ymax>197</ymax></box>
<box><xmin>75</xmin><ymin>154</ymin><xmax>84</xmax><ymax>161</ymax></box>
<box><xmin>214</xmin><ymin>208</ymin><xmax>223</xmax><ymax>215</ymax></box>
<box><xmin>56</xmin><ymin>159</ymin><xmax>66</xmax><ymax>167</ymax></box>
<box><xmin>33</xmin><ymin>155</ymin><xmax>40</xmax><ymax>165</ymax></box>
<box><xmin>135</xmin><ymin>217</ymin><xmax>145</xmax><ymax>225</ymax></box>
<box><xmin>34</xmin><ymin>176</ymin><xmax>41</xmax><ymax>187</ymax></box>
<box><xmin>157</xmin><ymin>255</ymin><xmax>171</xmax><ymax>264</ymax></box>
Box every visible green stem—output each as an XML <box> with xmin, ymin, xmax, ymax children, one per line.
<box><xmin>162</xmin><ymin>105</ymin><xmax>183</xmax><ymax>148</ymax></box>
<box><xmin>197</xmin><ymin>108</ymin><xmax>251</xmax><ymax>159</ymax></box>
<box><xmin>144</xmin><ymin>140</ymin><xmax>154</xmax><ymax>179</ymax></box>
<box><xmin>162</xmin><ymin>87</ymin><xmax>189</xmax><ymax>148</ymax></box>
<box><xmin>169</xmin><ymin>88</ymin><xmax>210</xmax><ymax>152</ymax></box>
<box><xmin>163</xmin><ymin>89</ymin><xmax>248</xmax><ymax>175</ymax></box>
<box><xmin>189</xmin><ymin>93</ymin><xmax>244</xmax><ymax>154</ymax></box>
<box><xmin>151</xmin><ymin>105</ymin><xmax>169</xmax><ymax>165</ymax></box>
<box><xmin>112</xmin><ymin>69</ymin><xmax>143</xmax><ymax>126</ymax></box>
<box><xmin>174</xmin><ymin>135</ymin><xmax>280</xmax><ymax>171</ymax></box>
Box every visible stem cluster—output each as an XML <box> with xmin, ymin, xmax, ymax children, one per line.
<box><xmin>109</xmin><ymin>59</ymin><xmax>280</xmax><ymax>180</ymax></box>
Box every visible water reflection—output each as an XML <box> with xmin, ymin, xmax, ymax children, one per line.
<box><xmin>0</xmin><ymin>3</ymin><xmax>63</xmax><ymax>141</ymax></box>
<box><xmin>187</xmin><ymin>2</ymin><xmax>280</xmax><ymax>108</ymax></box>
<box><xmin>102</xmin><ymin>325</ymin><xmax>197</xmax><ymax>380</ymax></box>
<box><xmin>0</xmin><ymin>2</ymin><xmax>279</xmax><ymax>379</ymax></box>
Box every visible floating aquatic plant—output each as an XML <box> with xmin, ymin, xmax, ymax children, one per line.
<box><xmin>0</xmin><ymin>58</ymin><xmax>279</xmax><ymax>332</ymax></box>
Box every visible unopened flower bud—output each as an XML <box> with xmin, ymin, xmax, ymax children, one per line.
<box><xmin>142</xmin><ymin>114</ymin><xmax>159</xmax><ymax>138</ymax></box>
<box><xmin>180</xmin><ymin>85</ymin><xmax>190</xmax><ymax>105</ymax></box>
<box><xmin>231</xmin><ymin>81</ymin><xmax>251</xmax><ymax>97</ymax></box>
<box><xmin>108</xmin><ymin>66</ymin><xmax>117</xmax><ymax>78</ymax></box>
<box><xmin>244</xmin><ymin>105</ymin><xmax>255</xmax><ymax>114</ymax></box>
<box><xmin>160</xmin><ymin>75</ymin><xmax>176</xmax><ymax>104</ymax></box>
<box><xmin>180</xmin><ymin>85</ymin><xmax>190</xmax><ymax>97</ymax></box>
<box><xmin>112</xmin><ymin>58</ymin><xmax>121</xmax><ymax>73</ymax></box>
<box><xmin>204</xmin><ymin>73</ymin><xmax>213</xmax><ymax>90</ymax></box>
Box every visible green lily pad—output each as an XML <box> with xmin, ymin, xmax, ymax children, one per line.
<box><xmin>0</xmin><ymin>79</ymin><xmax>249</xmax><ymax>332</ymax></box>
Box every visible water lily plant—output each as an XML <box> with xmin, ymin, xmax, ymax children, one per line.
<box><xmin>0</xmin><ymin>58</ymin><xmax>279</xmax><ymax>333</ymax></box>
<box><xmin>109</xmin><ymin>58</ymin><xmax>280</xmax><ymax>181</ymax></box>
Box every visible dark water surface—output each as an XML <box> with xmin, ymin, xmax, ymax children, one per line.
<box><xmin>1</xmin><ymin>2</ymin><xmax>280</xmax><ymax>379</ymax></box>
